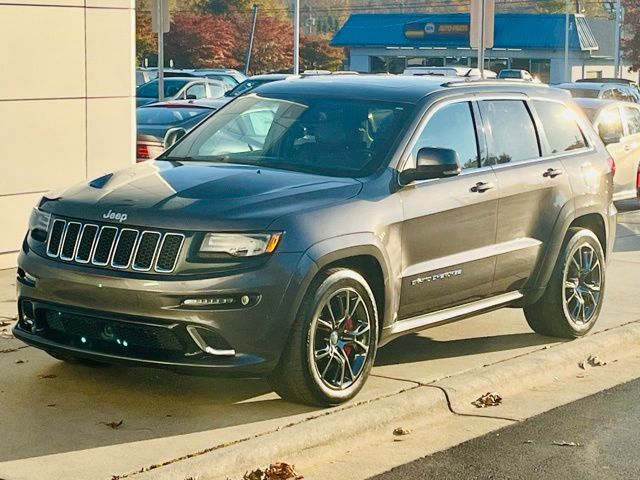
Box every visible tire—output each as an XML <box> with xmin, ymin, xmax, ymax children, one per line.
<box><xmin>46</xmin><ymin>351</ymin><xmax>108</xmax><ymax>367</ymax></box>
<box><xmin>269</xmin><ymin>268</ymin><xmax>379</xmax><ymax>406</ymax></box>
<box><xmin>524</xmin><ymin>228</ymin><xmax>605</xmax><ymax>338</ymax></box>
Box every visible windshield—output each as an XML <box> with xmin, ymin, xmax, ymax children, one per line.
<box><xmin>499</xmin><ymin>70</ymin><xmax>521</xmax><ymax>79</ymax></box>
<box><xmin>227</xmin><ymin>79</ymin><xmax>271</xmax><ymax>97</ymax></box>
<box><xmin>136</xmin><ymin>79</ymin><xmax>190</xmax><ymax>98</ymax></box>
<box><xmin>563</xmin><ymin>87</ymin><xmax>600</xmax><ymax>99</ymax></box>
<box><xmin>162</xmin><ymin>94</ymin><xmax>413</xmax><ymax>177</ymax></box>
<box><xmin>136</xmin><ymin>106</ymin><xmax>212</xmax><ymax>125</ymax></box>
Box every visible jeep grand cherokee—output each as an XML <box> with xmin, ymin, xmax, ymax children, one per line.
<box><xmin>14</xmin><ymin>76</ymin><xmax>616</xmax><ymax>406</ymax></box>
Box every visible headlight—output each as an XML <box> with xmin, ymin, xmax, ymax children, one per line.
<box><xmin>200</xmin><ymin>232</ymin><xmax>282</xmax><ymax>257</ymax></box>
<box><xmin>29</xmin><ymin>208</ymin><xmax>52</xmax><ymax>234</ymax></box>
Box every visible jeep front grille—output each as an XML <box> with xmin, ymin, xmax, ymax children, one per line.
<box><xmin>46</xmin><ymin>218</ymin><xmax>184</xmax><ymax>273</ymax></box>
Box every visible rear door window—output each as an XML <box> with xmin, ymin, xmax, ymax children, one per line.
<box><xmin>624</xmin><ymin>106</ymin><xmax>640</xmax><ymax>135</ymax></box>
<box><xmin>479</xmin><ymin>100</ymin><xmax>540</xmax><ymax>164</ymax></box>
<box><xmin>532</xmin><ymin>100</ymin><xmax>587</xmax><ymax>154</ymax></box>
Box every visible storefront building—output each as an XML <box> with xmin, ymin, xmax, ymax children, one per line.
<box><xmin>0</xmin><ymin>0</ymin><xmax>136</xmax><ymax>269</ymax></box>
<box><xmin>332</xmin><ymin>13</ymin><xmax>636</xmax><ymax>84</ymax></box>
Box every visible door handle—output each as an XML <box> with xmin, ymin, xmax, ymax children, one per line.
<box><xmin>624</xmin><ymin>144</ymin><xmax>632</xmax><ymax>152</ymax></box>
<box><xmin>543</xmin><ymin>168</ymin><xmax>563</xmax><ymax>178</ymax></box>
<box><xmin>470</xmin><ymin>181</ymin><xmax>494</xmax><ymax>193</ymax></box>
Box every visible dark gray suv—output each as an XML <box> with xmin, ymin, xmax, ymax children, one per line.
<box><xmin>15</xmin><ymin>76</ymin><xmax>616</xmax><ymax>406</ymax></box>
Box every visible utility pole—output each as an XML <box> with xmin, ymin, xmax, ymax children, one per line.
<box><xmin>564</xmin><ymin>0</ymin><xmax>570</xmax><ymax>82</ymax></box>
<box><xmin>157</xmin><ymin>0</ymin><xmax>165</xmax><ymax>101</ymax></box>
<box><xmin>479</xmin><ymin>0</ymin><xmax>485</xmax><ymax>77</ymax></box>
<box><xmin>614</xmin><ymin>0</ymin><xmax>622</xmax><ymax>78</ymax></box>
<box><xmin>293</xmin><ymin>0</ymin><xmax>300</xmax><ymax>74</ymax></box>
<box><xmin>244</xmin><ymin>4</ymin><xmax>259</xmax><ymax>76</ymax></box>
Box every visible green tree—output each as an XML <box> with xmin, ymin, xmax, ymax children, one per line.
<box><xmin>623</xmin><ymin>0</ymin><xmax>640</xmax><ymax>71</ymax></box>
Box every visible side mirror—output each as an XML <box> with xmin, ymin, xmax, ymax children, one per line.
<box><xmin>163</xmin><ymin>127</ymin><xmax>187</xmax><ymax>150</ymax></box>
<box><xmin>186</xmin><ymin>94</ymin><xmax>197</xmax><ymax>100</ymax></box>
<box><xmin>399</xmin><ymin>147</ymin><xmax>462</xmax><ymax>185</ymax></box>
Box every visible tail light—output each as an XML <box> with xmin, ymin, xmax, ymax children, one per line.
<box><xmin>137</xmin><ymin>144</ymin><xmax>150</xmax><ymax>161</ymax></box>
<box><xmin>636</xmin><ymin>167</ymin><xmax>640</xmax><ymax>198</ymax></box>
<box><xmin>607</xmin><ymin>157</ymin><xmax>616</xmax><ymax>176</ymax></box>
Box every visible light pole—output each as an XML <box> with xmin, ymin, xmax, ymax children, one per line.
<box><xmin>614</xmin><ymin>0</ymin><xmax>622</xmax><ymax>78</ymax></box>
<box><xmin>293</xmin><ymin>0</ymin><xmax>300</xmax><ymax>74</ymax></box>
<box><xmin>564</xmin><ymin>0</ymin><xmax>570</xmax><ymax>83</ymax></box>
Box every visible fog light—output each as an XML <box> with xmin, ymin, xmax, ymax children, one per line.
<box><xmin>182</xmin><ymin>297</ymin><xmax>236</xmax><ymax>307</ymax></box>
<box><xmin>241</xmin><ymin>295</ymin><xmax>250</xmax><ymax>306</ymax></box>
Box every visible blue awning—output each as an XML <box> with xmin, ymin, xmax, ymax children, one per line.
<box><xmin>331</xmin><ymin>13</ymin><xmax>599</xmax><ymax>51</ymax></box>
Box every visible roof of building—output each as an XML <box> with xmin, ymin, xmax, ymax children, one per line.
<box><xmin>585</xmin><ymin>18</ymin><xmax>615</xmax><ymax>58</ymax></box>
<box><xmin>331</xmin><ymin>13</ymin><xmax>599</xmax><ymax>51</ymax></box>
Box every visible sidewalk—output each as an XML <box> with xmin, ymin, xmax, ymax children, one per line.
<box><xmin>0</xmin><ymin>209</ymin><xmax>639</xmax><ymax>480</ymax></box>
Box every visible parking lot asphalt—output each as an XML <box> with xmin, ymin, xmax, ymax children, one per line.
<box><xmin>370</xmin><ymin>378</ymin><xmax>640</xmax><ymax>480</ymax></box>
<box><xmin>0</xmin><ymin>207</ymin><xmax>639</xmax><ymax>480</ymax></box>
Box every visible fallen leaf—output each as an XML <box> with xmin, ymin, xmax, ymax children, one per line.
<box><xmin>38</xmin><ymin>374</ymin><xmax>57</xmax><ymax>379</ymax></box>
<box><xmin>393</xmin><ymin>427</ymin><xmax>411</xmax><ymax>436</ymax></box>
<box><xmin>101</xmin><ymin>420</ymin><xmax>124</xmax><ymax>430</ymax></box>
<box><xmin>47</xmin><ymin>404</ymin><xmax>56</xmax><ymax>407</ymax></box>
<box><xmin>579</xmin><ymin>354</ymin><xmax>607</xmax><ymax>369</ymax></box>
<box><xmin>553</xmin><ymin>441</ymin><xmax>581</xmax><ymax>447</ymax></box>
<box><xmin>472</xmin><ymin>392</ymin><xmax>502</xmax><ymax>408</ymax></box>
<box><xmin>524</xmin><ymin>440</ymin><xmax>534</xmax><ymax>444</ymax></box>
<box><xmin>243</xmin><ymin>462</ymin><xmax>302</xmax><ymax>480</ymax></box>
<box><xmin>15</xmin><ymin>359</ymin><xmax>26</xmax><ymax>364</ymax></box>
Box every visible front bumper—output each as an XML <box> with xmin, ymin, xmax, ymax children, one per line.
<box><xmin>14</xmin><ymin>249</ymin><xmax>314</xmax><ymax>375</ymax></box>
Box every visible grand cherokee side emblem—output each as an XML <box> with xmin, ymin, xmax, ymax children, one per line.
<box><xmin>103</xmin><ymin>210</ymin><xmax>128</xmax><ymax>223</ymax></box>
<box><xmin>412</xmin><ymin>269</ymin><xmax>463</xmax><ymax>286</ymax></box>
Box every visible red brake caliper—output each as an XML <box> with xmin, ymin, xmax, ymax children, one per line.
<box><xmin>343</xmin><ymin>316</ymin><xmax>354</xmax><ymax>357</ymax></box>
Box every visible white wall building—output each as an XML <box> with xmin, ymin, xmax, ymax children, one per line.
<box><xmin>0</xmin><ymin>0</ymin><xmax>136</xmax><ymax>269</ymax></box>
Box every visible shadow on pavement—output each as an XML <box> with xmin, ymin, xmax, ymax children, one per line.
<box><xmin>375</xmin><ymin>331</ymin><xmax>560</xmax><ymax>367</ymax></box>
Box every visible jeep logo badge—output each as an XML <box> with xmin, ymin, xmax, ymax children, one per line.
<box><xmin>103</xmin><ymin>209</ymin><xmax>128</xmax><ymax>223</ymax></box>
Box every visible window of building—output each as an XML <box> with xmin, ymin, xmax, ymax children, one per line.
<box><xmin>412</xmin><ymin>102</ymin><xmax>480</xmax><ymax>170</ymax></box>
<box><xmin>479</xmin><ymin>100</ymin><xmax>540</xmax><ymax>164</ymax></box>
<box><xmin>532</xmin><ymin>101</ymin><xmax>587</xmax><ymax>154</ymax></box>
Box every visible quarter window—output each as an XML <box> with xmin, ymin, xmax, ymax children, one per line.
<box><xmin>532</xmin><ymin>101</ymin><xmax>587</xmax><ymax>154</ymax></box>
<box><xmin>624</xmin><ymin>106</ymin><xmax>640</xmax><ymax>135</ymax></box>
<box><xmin>412</xmin><ymin>102</ymin><xmax>480</xmax><ymax>170</ymax></box>
<box><xmin>596</xmin><ymin>107</ymin><xmax>623</xmax><ymax>141</ymax></box>
<box><xmin>479</xmin><ymin>100</ymin><xmax>540</xmax><ymax>164</ymax></box>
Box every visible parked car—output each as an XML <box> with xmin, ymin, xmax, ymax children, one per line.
<box><xmin>574</xmin><ymin>98</ymin><xmax>640</xmax><ymax>201</ymax></box>
<box><xmin>136</xmin><ymin>68</ymin><xmax>158</xmax><ymax>86</ymax></box>
<box><xmin>136</xmin><ymin>102</ymin><xmax>218</xmax><ymax>162</ymax></box>
<box><xmin>498</xmin><ymin>69</ymin><xmax>535</xmax><ymax>81</ymax></box>
<box><xmin>205</xmin><ymin>74</ymin><xmax>299</xmax><ymax>109</ymax></box>
<box><xmin>191</xmin><ymin>69</ymin><xmax>247</xmax><ymax>88</ymax></box>
<box><xmin>403</xmin><ymin>66</ymin><xmax>497</xmax><ymax>78</ymax></box>
<box><xmin>577</xmin><ymin>78</ymin><xmax>640</xmax><ymax>102</ymax></box>
<box><xmin>557</xmin><ymin>82</ymin><xmax>639</xmax><ymax>103</ymax></box>
<box><xmin>135</xmin><ymin>78</ymin><xmax>228</xmax><ymax>108</ymax></box>
<box><xmin>16</xmin><ymin>76</ymin><xmax>615</xmax><ymax>406</ymax></box>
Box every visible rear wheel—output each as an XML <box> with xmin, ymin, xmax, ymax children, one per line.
<box><xmin>269</xmin><ymin>268</ymin><xmax>379</xmax><ymax>406</ymax></box>
<box><xmin>524</xmin><ymin>228</ymin><xmax>605</xmax><ymax>338</ymax></box>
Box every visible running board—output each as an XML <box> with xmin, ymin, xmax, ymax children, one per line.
<box><xmin>389</xmin><ymin>291</ymin><xmax>523</xmax><ymax>336</ymax></box>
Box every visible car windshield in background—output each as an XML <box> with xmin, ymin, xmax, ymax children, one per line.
<box><xmin>499</xmin><ymin>70</ymin><xmax>521</xmax><ymax>79</ymax></box>
<box><xmin>565</xmin><ymin>88</ymin><xmax>600</xmax><ymax>99</ymax></box>
<box><xmin>136</xmin><ymin>107</ymin><xmax>212</xmax><ymax>125</ymax></box>
<box><xmin>136</xmin><ymin>79</ymin><xmax>190</xmax><ymax>98</ymax></box>
<box><xmin>227</xmin><ymin>79</ymin><xmax>271</xmax><ymax>97</ymax></box>
<box><xmin>162</xmin><ymin>94</ymin><xmax>413</xmax><ymax>177</ymax></box>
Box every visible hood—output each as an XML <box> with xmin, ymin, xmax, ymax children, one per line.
<box><xmin>42</xmin><ymin>161</ymin><xmax>363</xmax><ymax>231</ymax></box>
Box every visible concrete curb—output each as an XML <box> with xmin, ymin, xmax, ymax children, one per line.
<box><xmin>128</xmin><ymin>320</ymin><xmax>640</xmax><ymax>480</ymax></box>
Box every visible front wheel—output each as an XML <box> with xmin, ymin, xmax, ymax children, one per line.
<box><xmin>524</xmin><ymin>228</ymin><xmax>605</xmax><ymax>338</ymax></box>
<box><xmin>269</xmin><ymin>268</ymin><xmax>379</xmax><ymax>406</ymax></box>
